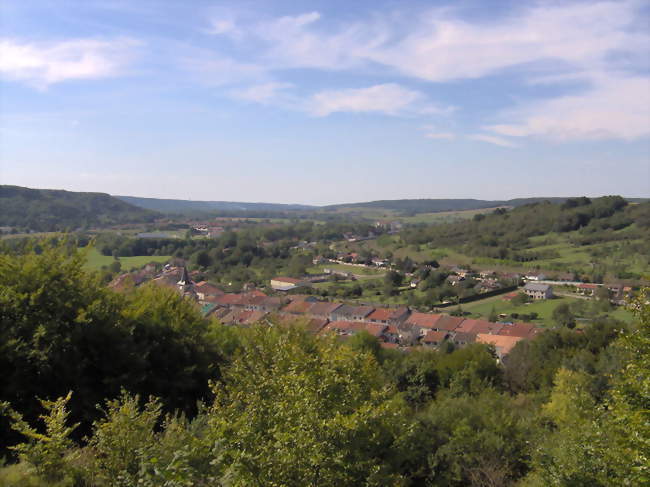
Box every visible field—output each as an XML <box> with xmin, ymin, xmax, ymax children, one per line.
<box><xmin>307</xmin><ymin>262</ymin><xmax>385</xmax><ymax>276</ymax></box>
<box><xmin>460</xmin><ymin>293</ymin><xmax>635</xmax><ymax>325</ymax></box>
<box><xmin>82</xmin><ymin>247</ymin><xmax>171</xmax><ymax>271</ymax></box>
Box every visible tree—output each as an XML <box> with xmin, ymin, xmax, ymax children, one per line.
<box><xmin>552</xmin><ymin>302</ymin><xmax>575</xmax><ymax>328</ymax></box>
<box><xmin>206</xmin><ymin>326</ymin><xmax>412</xmax><ymax>485</ymax></box>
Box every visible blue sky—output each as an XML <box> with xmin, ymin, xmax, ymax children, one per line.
<box><xmin>0</xmin><ymin>0</ymin><xmax>648</xmax><ymax>204</ymax></box>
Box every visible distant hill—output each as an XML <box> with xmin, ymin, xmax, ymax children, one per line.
<box><xmin>115</xmin><ymin>195</ymin><xmax>317</xmax><ymax>214</ymax></box>
<box><xmin>0</xmin><ymin>186</ymin><xmax>159</xmax><ymax>232</ymax></box>
<box><xmin>322</xmin><ymin>197</ymin><xmax>572</xmax><ymax>214</ymax></box>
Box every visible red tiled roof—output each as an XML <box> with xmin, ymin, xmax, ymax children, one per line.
<box><xmin>386</xmin><ymin>324</ymin><xmax>399</xmax><ymax>335</ymax></box>
<box><xmin>422</xmin><ymin>330</ymin><xmax>448</xmax><ymax>343</ymax></box>
<box><xmin>435</xmin><ymin>315</ymin><xmax>464</xmax><ymax>331</ymax></box>
<box><xmin>455</xmin><ymin>319</ymin><xmax>504</xmax><ymax>335</ymax></box>
<box><xmin>363</xmin><ymin>323</ymin><xmax>388</xmax><ymax>337</ymax></box>
<box><xmin>476</xmin><ymin>334</ymin><xmax>523</xmax><ymax>356</ymax></box>
<box><xmin>281</xmin><ymin>300</ymin><xmax>314</xmax><ymax>314</ymax></box>
<box><xmin>380</xmin><ymin>342</ymin><xmax>399</xmax><ymax>349</ymax></box>
<box><xmin>497</xmin><ymin>322</ymin><xmax>539</xmax><ymax>338</ymax></box>
<box><xmin>309</xmin><ymin>302</ymin><xmax>343</xmax><ymax>316</ymax></box>
<box><xmin>366</xmin><ymin>308</ymin><xmax>393</xmax><ymax>321</ymax></box>
<box><xmin>405</xmin><ymin>312</ymin><xmax>443</xmax><ymax>329</ymax></box>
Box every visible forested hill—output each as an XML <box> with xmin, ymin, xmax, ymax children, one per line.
<box><xmin>0</xmin><ymin>186</ymin><xmax>159</xmax><ymax>232</ymax></box>
<box><xmin>323</xmin><ymin>197</ymin><xmax>648</xmax><ymax>214</ymax></box>
<box><xmin>115</xmin><ymin>195</ymin><xmax>317</xmax><ymax>214</ymax></box>
<box><xmin>402</xmin><ymin>196</ymin><xmax>650</xmax><ymax>260</ymax></box>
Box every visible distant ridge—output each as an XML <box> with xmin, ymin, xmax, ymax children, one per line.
<box><xmin>115</xmin><ymin>195</ymin><xmax>317</xmax><ymax>213</ymax></box>
<box><xmin>0</xmin><ymin>186</ymin><xmax>158</xmax><ymax>232</ymax></box>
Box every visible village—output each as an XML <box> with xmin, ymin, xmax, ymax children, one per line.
<box><xmin>105</xmin><ymin>254</ymin><xmax>636</xmax><ymax>361</ymax></box>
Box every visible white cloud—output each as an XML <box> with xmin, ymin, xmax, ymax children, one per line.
<box><xmin>308</xmin><ymin>83</ymin><xmax>425</xmax><ymax>117</ymax></box>
<box><xmin>486</xmin><ymin>73</ymin><xmax>650</xmax><ymax>140</ymax></box>
<box><xmin>424</xmin><ymin>132</ymin><xmax>455</xmax><ymax>140</ymax></box>
<box><xmin>469</xmin><ymin>134</ymin><xmax>517</xmax><ymax>148</ymax></box>
<box><xmin>200</xmin><ymin>1</ymin><xmax>648</xmax><ymax>139</ymax></box>
<box><xmin>0</xmin><ymin>38</ymin><xmax>139</xmax><ymax>88</ymax></box>
<box><xmin>230</xmin><ymin>82</ymin><xmax>293</xmax><ymax>104</ymax></box>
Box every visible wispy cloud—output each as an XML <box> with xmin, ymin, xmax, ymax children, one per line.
<box><xmin>200</xmin><ymin>1</ymin><xmax>648</xmax><ymax>140</ymax></box>
<box><xmin>0</xmin><ymin>38</ymin><xmax>140</xmax><ymax>88</ymax></box>
<box><xmin>469</xmin><ymin>134</ymin><xmax>517</xmax><ymax>148</ymax></box>
<box><xmin>307</xmin><ymin>83</ymin><xmax>426</xmax><ymax>117</ymax></box>
<box><xmin>424</xmin><ymin>132</ymin><xmax>455</xmax><ymax>140</ymax></box>
<box><xmin>486</xmin><ymin>72</ymin><xmax>650</xmax><ymax>140</ymax></box>
<box><xmin>229</xmin><ymin>82</ymin><xmax>293</xmax><ymax>104</ymax></box>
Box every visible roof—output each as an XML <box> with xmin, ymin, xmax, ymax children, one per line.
<box><xmin>213</xmin><ymin>293</ymin><xmax>245</xmax><ymax>306</ymax></box>
<box><xmin>476</xmin><ymin>334</ymin><xmax>524</xmax><ymax>356</ymax></box>
<box><xmin>524</xmin><ymin>282</ymin><xmax>551</xmax><ymax>292</ymax></box>
<box><xmin>332</xmin><ymin>304</ymin><xmax>374</xmax><ymax>318</ymax></box>
<box><xmin>322</xmin><ymin>320</ymin><xmax>366</xmax><ymax>334</ymax></box>
<box><xmin>386</xmin><ymin>324</ymin><xmax>399</xmax><ymax>335</ymax></box>
<box><xmin>363</xmin><ymin>323</ymin><xmax>388</xmax><ymax>337</ymax></box>
<box><xmin>422</xmin><ymin>330</ymin><xmax>448</xmax><ymax>344</ymax></box>
<box><xmin>497</xmin><ymin>322</ymin><xmax>539</xmax><ymax>338</ymax></box>
<box><xmin>366</xmin><ymin>307</ymin><xmax>394</xmax><ymax>322</ymax></box>
<box><xmin>455</xmin><ymin>319</ymin><xmax>504</xmax><ymax>335</ymax></box>
<box><xmin>380</xmin><ymin>342</ymin><xmax>400</xmax><ymax>349</ymax></box>
<box><xmin>577</xmin><ymin>283</ymin><xmax>599</xmax><ymax>289</ymax></box>
<box><xmin>177</xmin><ymin>266</ymin><xmax>191</xmax><ymax>285</ymax></box>
<box><xmin>405</xmin><ymin>312</ymin><xmax>443</xmax><ymax>329</ymax></box>
<box><xmin>281</xmin><ymin>300</ymin><xmax>314</xmax><ymax>314</ymax></box>
<box><xmin>435</xmin><ymin>315</ymin><xmax>465</xmax><ymax>331</ymax></box>
<box><xmin>451</xmin><ymin>331</ymin><xmax>477</xmax><ymax>343</ymax></box>
<box><xmin>308</xmin><ymin>301</ymin><xmax>343</xmax><ymax>316</ymax></box>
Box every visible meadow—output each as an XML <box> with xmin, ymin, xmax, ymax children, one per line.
<box><xmin>82</xmin><ymin>247</ymin><xmax>171</xmax><ymax>271</ymax></box>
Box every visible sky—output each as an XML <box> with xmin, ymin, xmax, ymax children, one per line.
<box><xmin>0</xmin><ymin>0</ymin><xmax>649</xmax><ymax>205</ymax></box>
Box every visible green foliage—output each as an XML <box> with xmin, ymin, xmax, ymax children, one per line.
<box><xmin>0</xmin><ymin>242</ymin><xmax>222</xmax><ymax>456</ymax></box>
<box><xmin>2</xmin><ymin>392</ymin><xmax>78</xmax><ymax>483</ymax></box>
<box><xmin>206</xmin><ymin>326</ymin><xmax>412</xmax><ymax>486</ymax></box>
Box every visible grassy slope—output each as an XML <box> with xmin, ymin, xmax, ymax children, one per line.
<box><xmin>83</xmin><ymin>247</ymin><xmax>171</xmax><ymax>271</ymax></box>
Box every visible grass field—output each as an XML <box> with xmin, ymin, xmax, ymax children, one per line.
<box><xmin>307</xmin><ymin>262</ymin><xmax>385</xmax><ymax>276</ymax></box>
<box><xmin>82</xmin><ymin>247</ymin><xmax>171</xmax><ymax>271</ymax></box>
<box><xmin>460</xmin><ymin>293</ymin><xmax>635</xmax><ymax>325</ymax></box>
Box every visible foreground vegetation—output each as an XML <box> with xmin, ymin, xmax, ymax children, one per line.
<box><xmin>0</xmin><ymin>243</ymin><xmax>648</xmax><ymax>486</ymax></box>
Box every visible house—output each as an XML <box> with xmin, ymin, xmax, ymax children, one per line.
<box><xmin>576</xmin><ymin>283</ymin><xmax>599</xmax><ymax>296</ymax></box>
<box><xmin>312</xmin><ymin>255</ymin><xmax>327</xmax><ymax>265</ymax></box>
<box><xmin>308</xmin><ymin>301</ymin><xmax>343</xmax><ymax>319</ymax></box>
<box><xmin>281</xmin><ymin>299</ymin><xmax>315</xmax><ymax>315</ymax></box>
<box><xmin>475</xmin><ymin>279</ymin><xmax>502</xmax><ymax>293</ymax></box>
<box><xmin>270</xmin><ymin>277</ymin><xmax>306</xmax><ymax>291</ymax></box>
<box><xmin>246</xmin><ymin>296</ymin><xmax>285</xmax><ymax>312</ymax></box>
<box><xmin>384</xmin><ymin>324</ymin><xmax>400</xmax><ymax>343</ymax></box>
<box><xmin>330</xmin><ymin>304</ymin><xmax>374</xmax><ymax>322</ymax></box>
<box><xmin>321</xmin><ymin>320</ymin><xmax>366</xmax><ymax>336</ymax></box>
<box><xmin>450</xmin><ymin>331</ymin><xmax>476</xmax><ymax>347</ymax></box>
<box><xmin>476</xmin><ymin>334</ymin><xmax>524</xmax><ymax>359</ymax></box>
<box><xmin>455</xmin><ymin>319</ymin><xmax>504</xmax><ymax>336</ymax></box>
<box><xmin>524</xmin><ymin>271</ymin><xmax>546</xmax><ymax>281</ymax></box>
<box><xmin>195</xmin><ymin>281</ymin><xmax>224</xmax><ymax>301</ymax></box>
<box><xmin>498</xmin><ymin>322</ymin><xmax>540</xmax><ymax>338</ymax></box>
<box><xmin>434</xmin><ymin>315</ymin><xmax>465</xmax><ymax>332</ymax></box>
<box><xmin>278</xmin><ymin>315</ymin><xmax>328</xmax><ymax>334</ymax></box>
<box><xmin>363</xmin><ymin>323</ymin><xmax>389</xmax><ymax>339</ymax></box>
<box><xmin>446</xmin><ymin>275</ymin><xmax>465</xmax><ymax>286</ymax></box>
<box><xmin>422</xmin><ymin>330</ymin><xmax>449</xmax><ymax>348</ymax></box>
<box><xmin>404</xmin><ymin>312</ymin><xmax>443</xmax><ymax>336</ymax></box>
<box><xmin>366</xmin><ymin>307</ymin><xmax>410</xmax><ymax>325</ymax></box>
<box><xmin>523</xmin><ymin>282</ymin><xmax>553</xmax><ymax>300</ymax></box>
